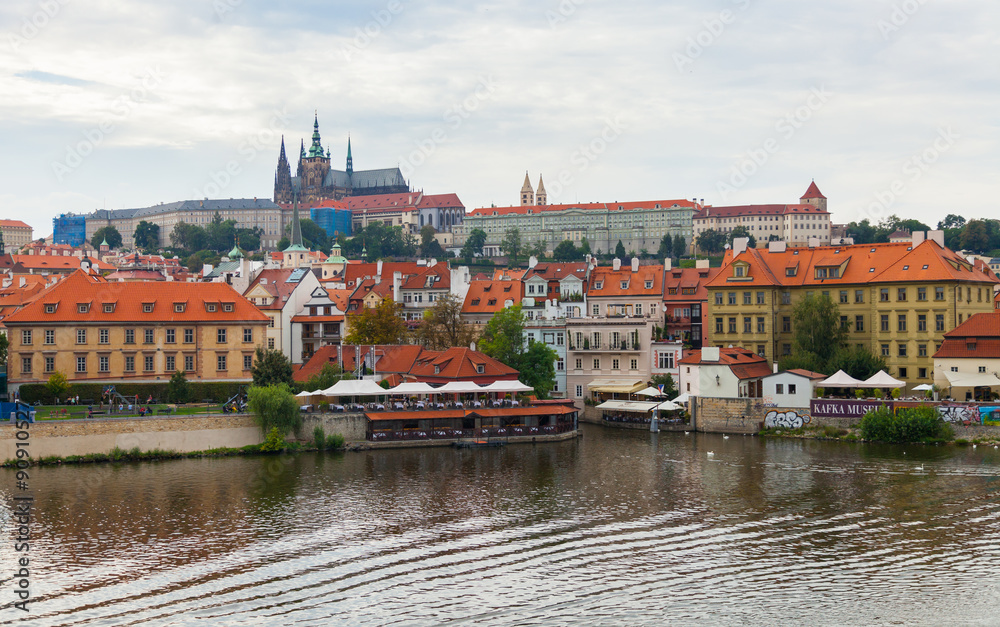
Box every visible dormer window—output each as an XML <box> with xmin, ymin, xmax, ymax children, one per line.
<box><xmin>207</xmin><ymin>303</ymin><xmax>217</xmax><ymax>312</ymax></box>
<box><xmin>487</xmin><ymin>298</ymin><xmax>497</xmax><ymax>305</ymax></box>
<box><xmin>476</xmin><ymin>364</ymin><xmax>485</xmax><ymax>374</ymax></box>
<box><xmin>471</xmin><ymin>298</ymin><xmax>481</xmax><ymax>306</ymax></box>
<box><xmin>645</xmin><ymin>280</ymin><xmax>653</xmax><ymax>289</ymax></box>
<box><xmin>143</xmin><ymin>303</ymin><xmax>154</xmax><ymax>313</ymax></box>
<box><xmin>594</xmin><ymin>281</ymin><xmax>603</xmax><ymax>289</ymax></box>
<box><xmin>175</xmin><ymin>303</ymin><xmax>186</xmax><ymax>313</ymax></box>
<box><xmin>434</xmin><ymin>366</ymin><xmax>440</xmax><ymax>374</ymax></box>
<box><xmin>103</xmin><ymin>303</ymin><xmax>114</xmax><ymax>313</ymax></box>
<box><xmin>735</xmin><ymin>266</ymin><xmax>746</xmax><ymax>278</ymax></box>
<box><xmin>44</xmin><ymin>304</ymin><xmax>56</xmax><ymax>314</ymax></box>
<box><xmin>785</xmin><ymin>267</ymin><xmax>797</xmax><ymax>277</ymax></box>
<box><xmin>223</xmin><ymin>303</ymin><xmax>234</xmax><ymax>312</ymax></box>
<box><xmin>77</xmin><ymin>303</ymin><xmax>89</xmax><ymax>314</ymax></box>
<box><xmin>620</xmin><ymin>281</ymin><xmax>629</xmax><ymax>290</ymax></box>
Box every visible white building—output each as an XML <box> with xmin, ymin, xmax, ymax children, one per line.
<box><xmin>761</xmin><ymin>369</ymin><xmax>826</xmax><ymax>409</ymax></box>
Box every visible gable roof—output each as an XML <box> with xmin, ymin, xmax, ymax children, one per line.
<box><xmin>523</xmin><ymin>262</ymin><xmax>588</xmax><ymax>283</ymax></box>
<box><xmin>462</xmin><ymin>279</ymin><xmax>522</xmax><ymax>314</ymax></box>
<box><xmin>408</xmin><ymin>347</ymin><xmax>518</xmax><ymax>381</ymax></box>
<box><xmin>243</xmin><ymin>268</ymin><xmax>302</xmax><ymax>310</ymax></box>
<box><xmin>801</xmin><ymin>181</ymin><xmax>826</xmax><ymax>199</ymax></box>
<box><xmin>678</xmin><ymin>347</ymin><xmax>772</xmax><ymax>379</ymax></box>
<box><xmin>468</xmin><ymin>198</ymin><xmax>696</xmax><ymax>217</ymax></box>
<box><xmin>588</xmin><ymin>264</ymin><xmax>663</xmax><ymax>297</ymax></box>
<box><xmin>663</xmin><ymin>266</ymin><xmax>722</xmax><ymax>302</ymax></box>
<box><xmin>695</xmin><ymin>203</ymin><xmax>828</xmax><ymax>219</ymax></box>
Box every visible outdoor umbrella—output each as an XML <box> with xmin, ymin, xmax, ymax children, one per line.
<box><xmin>636</xmin><ymin>386</ymin><xmax>666</xmax><ymax>397</ymax></box>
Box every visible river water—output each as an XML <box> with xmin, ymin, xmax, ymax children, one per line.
<box><xmin>3</xmin><ymin>424</ymin><xmax>1000</xmax><ymax>626</ymax></box>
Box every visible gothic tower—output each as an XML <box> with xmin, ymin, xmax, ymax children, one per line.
<box><xmin>346</xmin><ymin>136</ymin><xmax>354</xmax><ymax>175</ymax></box>
<box><xmin>536</xmin><ymin>174</ymin><xmax>547</xmax><ymax>206</ymax></box>
<box><xmin>273</xmin><ymin>135</ymin><xmax>293</xmax><ymax>203</ymax></box>
<box><xmin>520</xmin><ymin>171</ymin><xmax>534</xmax><ymax>206</ymax></box>
<box><xmin>299</xmin><ymin>113</ymin><xmax>332</xmax><ymax>200</ymax></box>
<box><xmin>800</xmin><ymin>180</ymin><xmax>827</xmax><ymax>212</ymax></box>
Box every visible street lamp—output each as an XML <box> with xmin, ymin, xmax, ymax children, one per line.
<box><xmin>715</xmin><ymin>375</ymin><xmax>721</xmax><ymax>386</ymax></box>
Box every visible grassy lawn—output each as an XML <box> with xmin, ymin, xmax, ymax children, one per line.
<box><xmin>31</xmin><ymin>403</ymin><xmax>239</xmax><ymax>421</ymax></box>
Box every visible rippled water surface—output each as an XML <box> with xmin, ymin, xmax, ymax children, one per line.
<box><xmin>3</xmin><ymin>425</ymin><xmax>1000</xmax><ymax>625</ymax></box>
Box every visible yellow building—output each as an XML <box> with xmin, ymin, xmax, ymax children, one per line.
<box><xmin>0</xmin><ymin>219</ymin><xmax>33</xmax><ymax>251</ymax></box>
<box><xmin>5</xmin><ymin>270</ymin><xmax>269</xmax><ymax>390</ymax></box>
<box><xmin>705</xmin><ymin>235</ymin><xmax>998</xmax><ymax>389</ymax></box>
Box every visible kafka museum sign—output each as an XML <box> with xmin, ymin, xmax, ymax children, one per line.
<box><xmin>810</xmin><ymin>399</ymin><xmax>892</xmax><ymax>418</ymax></box>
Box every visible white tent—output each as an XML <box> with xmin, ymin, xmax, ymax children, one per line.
<box><xmin>944</xmin><ymin>371</ymin><xmax>1000</xmax><ymax>388</ymax></box>
<box><xmin>295</xmin><ymin>390</ymin><xmax>320</xmax><ymax>399</ymax></box>
<box><xmin>386</xmin><ymin>382</ymin><xmax>436</xmax><ymax>395</ymax></box>
<box><xmin>818</xmin><ymin>370</ymin><xmax>864</xmax><ymax>388</ymax></box>
<box><xmin>912</xmin><ymin>383</ymin><xmax>934</xmax><ymax>391</ymax></box>
<box><xmin>320</xmin><ymin>379</ymin><xmax>387</xmax><ymax>397</ymax></box>
<box><xmin>596</xmin><ymin>400</ymin><xmax>658</xmax><ymax>413</ymax></box>
<box><xmin>672</xmin><ymin>393</ymin><xmax>691</xmax><ymax>404</ymax></box>
<box><xmin>862</xmin><ymin>371</ymin><xmax>906</xmax><ymax>389</ymax></box>
<box><xmin>435</xmin><ymin>381</ymin><xmax>485</xmax><ymax>394</ymax></box>
<box><xmin>481</xmin><ymin>380</ymin><xmax>534</xmax><ymax>393</ymax></box>
<box><xmin>654</xmin><ymin>400</ymin><xmax>682</xmax><ymax>411</ymax></box>
<box><xmin>636</xmin><ymin>386</ymin><xmax>667</xmax><ymax>397</ymax></box>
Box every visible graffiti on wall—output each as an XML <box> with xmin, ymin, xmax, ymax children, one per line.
<box><xmin>764</xmin><ymin>410</ymin><xmax>812</xmax><ymax>429</ymax></box>
<box><xmin>938</xmin><ymin>405</ymin><xmax>980</xmax><ymax>424</ymax></box>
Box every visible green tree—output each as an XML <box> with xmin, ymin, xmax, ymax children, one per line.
<box><xmin>938</xmin><ymin>214</ymin><xmax>966</xmax><ymax>230</ymax></box>
<box><xmin>614</xmin><ymin>240</ymin><xmax>626</xmax><ymax>259</ymax></box>
<box><xmin>728</xmin><ymin>225</ymin><xmax>756</xmax><ymax>249</ymax></box>
<box><xmin>301</xmin><ymin>363</ymin><xmax>353</xmax><ymax>392</ymax></box>
<box><xmin>166</xmin><ymin>370</ymin><xmax>191</xmax><ymax>403</ymax></box>
<box><xmin>529</xmin><ymin>240</ymin><xmax>548</xmax><ymax>260</ymax></box>
<box><xmin>247</xmin><ymin>384</ymin><xmax>301</xmax><ymax>436</ymax></box>
<box><xmin>134</xmin><ymin>221</ymin><xmax>160</xmax><ymax>250</ymax></box>
<box><xmin>500</xmin><ymin>228</ymin><xmax>523</xmax><ymax>265</ymax></box>
<box><xmin>696</xmin><ymin>229</ymin><xmax>725</xmax><ymax>255</ymax></box>
<box><xmin>419</xmin><ymin>225</ymin><xmax>445</xmax><ymax>258</ymax></box>
<box><xmin>170</xmin><ymin>222</ymin><xmax>206</xmax><ymax>252</ymax></box>
<box><xmin>552</xmin><ymin>240</ymin><xmax>582</xmax><ymax>262</ymax></box>
<box><xmin>520</xmin><ymin>340</ymin><xmax>557</xmax><ymax>399</ymax></box>
<box><xmin>460</xmin><ymin>228</ymin><xmax>487</xmax><ymax>261</ymax></box>
<box><xmin>0</xmin><ymin>333</ymin><xmax>7</xmax><ymax>370</ymax></box>
<box><xmin>251</xmin><ymin>346</ymin><xmax>294</xmax><ymax>387</ymax></box>
<box><xmin>344</xmin><ymin>299</ymin><xmax>408</xmax><ymax>345</ymax></box>
<box><xmin>414</xmin><ymin>294</ymin><xmax>478</xmax><ymax>350</ymax></box>
<box><xmin>282</xmin><ymin>218</ymin><xmax>331</xmax><ymax>253</ymax></box>
<box><xmin>656</xmin><ymin>234</ymin><xmax>673</xmax><ymax>259</ymax></box>
<box><xmin>791</xmin><ymin>293</ymin><xmax>848</xmax><ymax>367</ymax></box>
<box><xmin>90</xmin><ymin>226</ymin><xmax>123</xmax><ymax>250</ymax></box>
<box><xmin>579</xmin><ymin>237</ymin><xmax>591</xmax><ymax>256</ymax></box>
<box><xmin>235</xmin><ymin>226</ymin><xmax>263</xmax><ymax>252</ymax></box>
<box><xmin>651</xmin><ymin>373</ymin><xmax>677</xmax><ymax>398</ymax></box>
<box><xmin>673</xmin><ymin>235</ymin><xmax>686</xmax><ymax>258</ymax></box>
<box><xmin>827</xmin><ymin>344</ymin><xmax>887</xmax><ymax>381</ymax></box>
<box><xmin>960</xmin><ymin>219</ymin><xmax>992</xmax><ymax>253</ymax></box>
<box><xmin>478</xmin><ymin>304</ymin><xmax>557</xmax><ymax>398</ymax></box>
<box><xmin>47</xmin><ymin>371</ymin><xmax>69</xmax><ymax>400</ymax></box>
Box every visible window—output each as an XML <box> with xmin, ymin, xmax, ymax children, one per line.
<box><xmin>898</xmin><ymin>367</ymin><xmax>907</xmax><ymax>379</ymax></box>
<box><xmin>217</xmin><ymin>328</ymin><xmax>227</xmax><ymax>343</ymax></box>
<box><xmin>593</xmin><ymin>358</ymin><xmax>600</xmax><ymax>369</ymax></box>
<box><xmin>935</xmin><ymin>313</ymin><xmax>946</xmax><ymax>332</ymax></box>
<box><xmin>592</xmin><ymin>304</ymin><xmax>599</xmax><ymax>316</ymax></box>
<box><xmin>184</xmin><ymin>328</ymin><xmax>194</xmax><ymax>343</ymax></box>
<box><xmin>935</xmin><ymin>286</ymin><xmax>945</xmax><ymax>301</ymax></box>
<box><xmin>839</xmin><ymin>290</ymin><xmax>848</xmax><ymax>304</ymax></box>
<box><xmin>917</xmin><ymin>287</ymin><xmax>927</xmax><ymax>301</ymax></box>
<box><xmin>728</xmin><ymin>317</ymin><xmax>737</xmax><ymax>333</ymax></box>
<box><xmin>575</xmin><ymin>358</ymin><xmax>582</xmax><ymax>370</ymax></box>
<box><xmin>744</xmin><ymin>317</ymin><xmax>752</xmax><ymax>333</ymax></box>
<box><xmin>76</xmin><ymin>329</ymin><xmax>86</xmax><ymax>344</ymax></box>
<box><xmin>76</xmin><ymin>356</ymin><xmax>87</xmax><ymax>373</ymax></box>
<box><xmin>207</xmin><ymin>303</ymin><xmax>217</xmax><ymax>313</ymax></box>
<box><xmin>714</xmin><ymin>293</ymin><xmax>723</xmax><ymax>305</ymax></box>
<box><xmin>103</xmin><ymin>303</ymin><xmax>114</xmax><ymax>313</ymax></box>
<box><xmin>919</xmin><ymin>367</ymin><xmax>927</xmax><ymax>379</ymax></box>
<box><xmin>782</xmin><ymin>316</ymin><xmax>791</xmax><ymax>333</ymax></box>
<box><xmin>881</xmin><ymin>344</ymin><xmax>890</xmax><ymax>357</ymax></box>
<box><xmin>223</xmin><ymin>303</ymin><xmax>234</xmax><ymax>312</ymax></box>
<box><xmin>743</xmin><ymin>292</ymin><xmax>752</xmax><ymax>305</ymax></box>
<box><xmin>880</xmin><ymin>288</ymin><xmax>889</xmax><ymax>302</ymax></box>
<box><xmin>575</xmin><ymin>385</ymin><xmax>583</xmax><ymax>397</ymax></box>
<box><xmin>880</xmin><ymin>315</ymin><xmax>890</xmax><ymax>332</ymax></box>
<box><xmin>144</xmin><ymin>329</ymin><xmax>154</xmax><ymax>344</ymax></box>
<box><xmin>840</xmin><ymin>315</ymin><xmax>849</xmax><ymax>330</ymax></box>
<box><xmin>636</xmin><ymin>304</ymin><xmax>643</xmax><ymax>316</ymax></box>
<box><xmin>166</xmin><ymin>355</ymin><xmax>175</xmax><ymax>371</ymax></box>
<box><xmin>630</xmin><ymin>358</ymin><xmax>637</xmax><ymax>370</ymax></box>
<box><xmin>125</xmin><ymin>329</ymin><xmax>135</xmax><ymax>344</ymax></box>
<box><xmin>44</xmin><ymin>356</ymin><xmax>54</xmax><ymax>373</ymax></box>
<box><xmin>175</xmin><ymin>303</ymin><xmax>185</xmax><ymax>313</ymax></box>
<box><xmin>898</xmin><ymin>343</ymin><xmax>907</xmax><ymax>357</ymax></box>
<box><xmin>184</xmin><ymin>355</ymin><xmax>194</xmax><ymax>372</ymax></box>
<box><xmin>897</xmin><ymin>287</ymin><xmax>907</xmax><ymax>301</ymax></box>
<box><xmin>852</xmin><ymin>315</ymin><xmax>863</xmax><ymax>332</ymax></box>
<box><xmin>555</xmin><ymin>359</ymin><xmax>564</xmax><ymax>372</ymax></box>
<box><xmin>757</xmin><ymin>292</ymin><xmax>765</xmax><ymax>305</ymax></box>
<box><xmin>898</xmin><ymin>314</ymin><xmax>906</xmax><ymax>332</ymax></box>
<box><xmin>735</xmin><ymin>266</ymin><xmax>745</xmax><ymax>278</ymax></box>
<box><xmin>715</xmin><ymin>317</ymin><xmax>724</xmax><ymax>334</ymax></box>
<box><xmin>980</xmin><ymin>366</ymin><xmax>988</xmax><ymax>373</ymax></box>
<box><xmin>244</xmin><ymin>354</ymin><xmax>253</xmax><ymax>370</ymax></box>
<box><xmin>620</xmin><ymin>281</ymin><xmax>629</xmax><ymax>290</ymax></box>
<box><xmin>645</xmin><ymin>280</ymin><xmax>653</xmax><ymax>289</ymax></box>
<box><xmin>591</xmin><ymin>332</ymin><xmax>601</xmax><ymax>349</ymax></box>
<box><xmin>243</xmin><ymin>328</ymin><xmax>253</xmax><ymax>343</ymax></box>
<box><xmin>612</xmin><ymin>359</ymin><xmax>620</xmax><ymax>370</ymax></box>
<box><xmin>144</xmin><ymin>355</ymin><xmax>154</xmax><ymax>371</ymax></box>
<box><xmin>125</xmin><ymin>355</ymin><xmax>135</xmax><ymax>372</ymax></box>
<box><xmin>658</xmin><ymin>352</ymin><xmax>674</xmax><ymax>369</ymax></box>
<box><xmin>44</xmin><ymin>304</ymin><xmax>56</xmax><ymax>314</ymax></box>
<box><xmin>757</xmin><ymin>317</ymin><xmax>765</xmax><ymax>333</ymax></box>
<box><xmin>788</xmin><ymin>384</ymin><xmax>797</xmax><ymax>394</ymax></box>
<box><xmin>781</xmin><ymin>291</ymin><xmax>791</xmax><ymax>305</ymax></box>
<box><xmin>268</xmin><ymin>316</ymin><xmax>275</xmax><ymax>328</ymax></box>
<box><xmin>21</xmin><ymin>330</ymin><xmax>32</xmax><ymax>345</ymax></box>
<box><xmin>267</xmin><ymin>337</ymin><xmax>275</xmax><ymax>350</ymax></box>
<box><xmin>917</xmin><ymin>314</ymin><xmax>926</xmax><ymax>332</ymax></box>
<box><xmin>728</xmin><ymin>292</ymin><xmax>737</xmax><ymax>305</ymax></box>
<box><xmin>776</xmin><ymin>384</ymin><xmax>784</xmax><ymax>394</ymax></box>
<box><xmin>166</xmin><ymin>329</ymin><xmax>175</xmax><ymax>343</ymax></box>
<box><xmin>855</xmin><ymin>290</ymin><xmax>864</xmax><ymax>303</ymax></box>
<box><xmin>918</xmin><ymin>344</ymin><xmax>927</xmax><ymax>357</ymax></box>
<box><xmin>98</xmin><ymin>355</ymin><xmax>109</xmax><ymax>372</ymax></box>
<box><xmin>21</xmin><ymin>356</ymin><xmax>31</xmax><ymax>374</ymax></box>
<box><xmin>78</xmin><ymin>303</ymin><xmax>89</xmax><ymax>314</ymax></box>
<box><xmin>217</xmin><ymin>355</ymin><xmax>227</xmax><ymax>371</ymax></box>
<box><xmin>143</xmin><ymin>303</ymin><xmax>153</xmax><ymax>313</ymax></box>
<box><xmin>557</xmin><ymin>333</ymin><xmax>564</xmax><ymax>346</ymax></box>
<box><xmin>43</xmin><ymin>329</ymin><xmax>54</xmax><ymax>345</ymax></box>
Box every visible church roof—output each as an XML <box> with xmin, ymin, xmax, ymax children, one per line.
<box><xmin>801</xmin><ymin>181</ymin><xmax>826</xmax><ymax>199</ymax></box>
<box><xmin>323</xmin><ymin>167</ymin><xmax>407</xmax><ymax>190</ymax></box>
<box><xmin>88</xmin><ymin>198</ymin><xmax>280</xmax><ymax>221</ymax></box>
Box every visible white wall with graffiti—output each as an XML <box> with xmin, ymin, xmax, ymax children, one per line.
<box><xmin>763</xmin><ymin>409</ymin><xmax>812</xmax><ymax>429</ymax></box>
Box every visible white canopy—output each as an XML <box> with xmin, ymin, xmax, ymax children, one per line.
<box><xmin>435</xmin><ymin>381</ymin><xmax>485</xmax><ymax>393</ymax></box>
<box><xmin>635</xmin><ymin>386</ymin><xmax>667</xmax><ymax>397</ymax></box>
<box><xmin>481</xmin><ymin>380</ymin><xmax>534</xmax><ymax>393</ymax></box>
<box><xmin>386</xmin><ymin>381</ymin><xmax>436</xmax><ymax>395</ymax></box>
<box><xmin>862</xmin><ymin>370</ymin><xmax>906</xmax><ymax>389</ymax></box>
<box><xmin>672</xmin><ymin>393</ymin><xmax>691</xmax><ymax>404</ymax></box>
<box><xmin>944</xmin><ymin>371</ymin><xmax>1000</xmax><ymax>388</ymax></box>
<box><xmin>596</xmin><ymin>400</ymin><xmax>658</xmax><ymax>413</ymax></box>
<box><xmin>818</xmin><ymin>370</ymin><xmax>864</xmax><ymax>388</ymax></box>
<box><xmin>654</xmin><ymin>400</ymin><xmax>682</xmax><ymax>411</ymax></box>
<box><xmin>320</xmin><ymin>379</ymin><xmax>387</xmax><ymax>397</ymax></box>
<box><xmin>912</xmin><ymin>383</ymin><xmax>935</xmax><ymax>391</ymax></box>
<box><xmin>295</xmin><ymin>390</ymin><xmax>320</xmax><ymax>398</ymax></box>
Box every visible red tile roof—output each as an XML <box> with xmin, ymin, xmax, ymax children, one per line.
<box><xmin>468</xmin><ymin>199</ymin><xmax>696</xmax><ymax>217</ymax></box>
<box><xmin>588</xmin><ymin>264</ymin><xmax>663</xmax><ymax>297</ymax></box>
<box><xmin>4</xmin><ymin>270</ymin><xmax>268</xmax><ymax>325</ymax></box>
<box><xmin>942</xmin><ymin>312</ymin><xmax>1000</xmax><ymax>339</ymax></box>
<box><xmin>345</xmin><ymin>192</ymin><xmax>464</xmax><ymax>212</ymax></box>
<box><xmin>695</xmin><ymin>204</ymin><xmax>827</xmax><ymax>219</ymax></box>
<box><xmin>400</xmin><ymin>265</ymin><xmax>450</xmax><ymax>290</ymax></box>
<box><xmin>523</xmin><ymin>262</ymin><xmax>588</xmax><ymax>282</ymax></box>
<box><xmin>801</xmin><ymin>181</ymin><xmax>826</xmax><ymax>199</ymax></box>
<box><xmin>12</xmin><ymin>254</ymin><xmax>114</xmax><ymax>272</ymax></box>
<box><xmin>935</xmin><ymin>313</ymin><xmax>1000</xmax><ymax>359</ymax></box>
<box><xmin>243</xmin><ymin>268</ymin><xmax>300</xmax><ymax>311</ymax></box>
<box><xmin>0</xmin><ymin>220</ymin><xmax>31</xmax><ymax>228</ymax></box>
<box><xmin>678</xmin><ymin>347</ymin><xmax>771</xmax><ymax>380</ymax></box>
<box><xmin>409</xmin><ymin>347</ymin><xmax>518</xmax><ymax>382</ymax></box>
<box><xmin>462</xmin><ymin>280</ymin><xmax>523</xmax><ymax>314</ymax></box>
<box><xmin>663</xmin><ymin>266</ymin><xmax>721</xmax><ymax>303</ymax></box>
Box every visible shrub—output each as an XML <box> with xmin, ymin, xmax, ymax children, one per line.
<box><xmin>855</xmin><ymin>389</ymin><xmax>865</xmax><ymax>399</ymax></box>
<box><xmin>859</xmin><ymin>406</ymin><xmax>953</xmax><ymax>443</ymax></box>
<box><xmin>47</xmin><ymin>372</ymin><xmax>69</xmax><ymax>400</ymax></box>
<box><xmin>313</xmin><ymin>425</ymin><xmax>326</xmax><ymax>450</ymax></box>
<box><xmin>259</xmin><ymin>427</ymin><xmax>286</xmax><ymax>452</ymax></box>
<box><xmin>325</xmin><ymin>433</ymin><xmax>346</xmax><ymax>450</ymax></box>
<box><xmin>166</xmin><ymin>371</ymin><xmax>191</xmax><ymax>403</ymax></box>
<box><xmin>247</xmin><ymin>384</ymin><xmax>302</xmax><ymax>436</ymax></box>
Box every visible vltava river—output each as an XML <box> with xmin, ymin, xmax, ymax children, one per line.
<box><xmin>3</xmin><ymin>424</ymin><xmax>1000</xmax><ymax>625</ymax></box>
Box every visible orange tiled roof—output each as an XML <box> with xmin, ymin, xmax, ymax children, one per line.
<box><xmin>0</xmin><ymin>220</ymin><xmax>31</xmax><ymax>228</ymax></box>
<box><xmin>663</xmin><ymin>266</ymin><xmax>721</xmax><ymax>303</ymax></box>
<box><xmin>400</xmin><ymin>265</ymin><xmax>450</xmax><ymax>290</ymax></box>
<box><xmin>935</xmin><ymin>313</ymin><xmax>1000</xmax><ymax>358</ymax></box>
<box><xmin>409</xmin><ymin>347</ymin><xmax>518</xmax><ymax>381</ymax></box>
<box><xmin>695</xmin><ymin>203</ymin><xmax>827</xmax><ymax>219</ymax></box>
<box><xmin>4</xmin><ymin>269</ymin><xmax>268</xmax><ymax>325</ymax></box>
<box><xmin>243</xmin><ymin>268</ymin><xmax>300</xmax><ymax>310</ymax></box>
<box><xmin>801</xmin><ymin>181</ymin><xmax>826</xmax><ymax>199</ymax></box>
<box><xmin>12</xmin><ymin>254</ymin><xmax>114</xmax><ymax>271</ymax></box>
<box><xmin>462</xmin><ymin>279</ymin><xmax>523</xmax><ymax>314</ymax></box>
<box><xmin>588</xmin><ymin>264</ymin><xmax>663</xmax><ymax>297</ymax></box>
<box><xmin>523</xmin><ymin>262</ymin><xmax>588</xmax><ymax>282</ymax></box>
<box><xmin>468</xmin><ymin>199</ymin><xmax>696</xmax><ymax>217</ymax></box>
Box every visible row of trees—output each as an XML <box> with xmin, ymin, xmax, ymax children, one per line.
<box><xmin>843</xmin><ymin>214</ymin><xmax>1000</xmax><ymax>254</ymax></box>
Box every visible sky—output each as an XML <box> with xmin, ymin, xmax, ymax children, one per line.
<box><xmin>1</xmin><ymin>0</ymin><xmax>998</xmax><ymax>239</ymax></box>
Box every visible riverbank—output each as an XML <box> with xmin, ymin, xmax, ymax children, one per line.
<box><xmin>758</xmin><ymin>422</ymin><xmax>1000</xmax><ymax>446</ymax></box>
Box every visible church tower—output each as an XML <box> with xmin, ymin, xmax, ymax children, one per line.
<box><xmin>273</xmin><ymin>135</ymin><xmax>294</xmax><ymax>203</ymax></box>
<box><xmin>298</xmin><ymin>113</ymin><xmax>332</xmax><ymax>203</ymax></box>
<box><xmin>346</xmin><ymin>136</ymin><xmax>354</xmax><ymax>175</ymax></box>
<box><xmin>536</xmin><ymin>174</ymin><xmax>547</xmax><ymax>206</ymax></box>
<box><xmin>520</xmin><ymin>171</ymin><xmax>534</xmax><ymax>206</ymax></box>
<box><xmin>800</xmin><ymin>180</ymin><xmax>827</xmax><ymax>212</ymax></box>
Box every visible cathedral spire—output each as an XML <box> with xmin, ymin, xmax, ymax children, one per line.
<box><xmin>536</xmin><ymin>174</ymin><xmax>547</xmax><ymax>206</ymax></box>
<box><xmin>346</xmin><ymin>135</ymin><xmax>353</xmax><ymax>175</ymax></box>
<box><xmin>307</xmin><ymin>111</ymin><xmax>324</xmax><ymax>158</ymax></box>
<box><xmin>273</xmin><ymin>135</ymin><xmax>293</xmax><ymax>203</ymax></box>
<box><xmin>291</xmin><ymin>194</ymin><xmax>304</xmax><ymax>248</ymax></box>
<box><xmin>520</xmin><ymin>171</ymin><xmax>534</xmax><ymax>206</ymax></box>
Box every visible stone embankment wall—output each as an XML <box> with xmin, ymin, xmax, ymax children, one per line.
<box><xmin>299</xmin><ymin>413</ymin><xmax>369</xmax><ymax>442</ymax></box>
<box><xmin>0</xmin><ymin>415</ymin><xmax>262</xmax><ymax>462</ymax></box>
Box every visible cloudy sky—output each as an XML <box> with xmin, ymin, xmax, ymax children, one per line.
<box><xmin>2</xmin><ymin>0</ymin><xmax>997</xmax><ymax>238</ymax></box>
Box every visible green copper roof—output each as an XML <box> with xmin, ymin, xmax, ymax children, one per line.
<box><xmin>228</xmin><ymin>244</ymin><xmax>243</xmax><ymax>258</ymax></box>
<box><xmin>100</xmin><ymin>237</ymin><xmax>109</xmax><ymax>247</ymax></box>
<box><xmin>307</xmin><ymin>112</ymin><xmax>324</xmax><ymax>158</ymax></box>
<box><xmin>282</xmin><ymin>244</ymin><xmax>310</xmax><ymax>253</ymax></box>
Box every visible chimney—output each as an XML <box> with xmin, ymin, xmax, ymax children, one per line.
<box><xmin>429</xmin><ymin>258</ymin><xmax>437</xmax><ymax>267</ymax></box>
<box><xmin>393</xmin><ymin>271</ymin><xmax>402</xmax><ymax>303</ymax></box>
<box><xmin>613</xmin><ymin>258</ymin><xmax>621</xmax><ymax>271</ymax></box>
<box><xmin>773</xmin><ymin>362</ymin><xmax>779</xmax><ymax>374</ymax></box>
<box><xmin>376</xmin><ymin>259</ymin><xmax>383</xmax><ymax>278</ymax></box>
<box><xmin>695</xmin><ymin>259</ymin><xmax>710</xmax><ymax>269</ymax></box>
<box><xmin>528</xmin><ymin>255</ymin><xmax>538</xmax><ymax>269</ymax></box>
<box><xmin>664</xmin><ymin>258</ymin><xmax>672</xmax><ymax>271</ymax></box>
<box><xmin>928</xmin><ymin>230</ymin><xmax>945</xmax><ymax>248</ymax></box>
<box><xmin>732</xmin><ymin>237</ymin><xmax>749</xmax><ymax>257</ymax></box>
<box><xmin>702</xmin><ymin>346</ymin><xmax>720</xmax><ymax>362</ymax></box>
<box><xmin>19</xmin><ymin>277</ymin><xmax>25</xmax><ymax>287</ymax></box>
<box><xmin>808</xmin><ymin>237</ymin><xmax>819</xmax><ymax>248</ymax></box>
<box><xmin>631</xmin><ymin>257</ymin><xmax>639</xmax><ymax>272</ymax></box>
<box><xmin>768</xmin><ymin>240</ymin><xmax>787</xmax><ymax>253</ymax></box>
<box><xmin>912</xmin><ymin>231</ymin><xmax>926</xmax><ymax>247</ymax></box>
